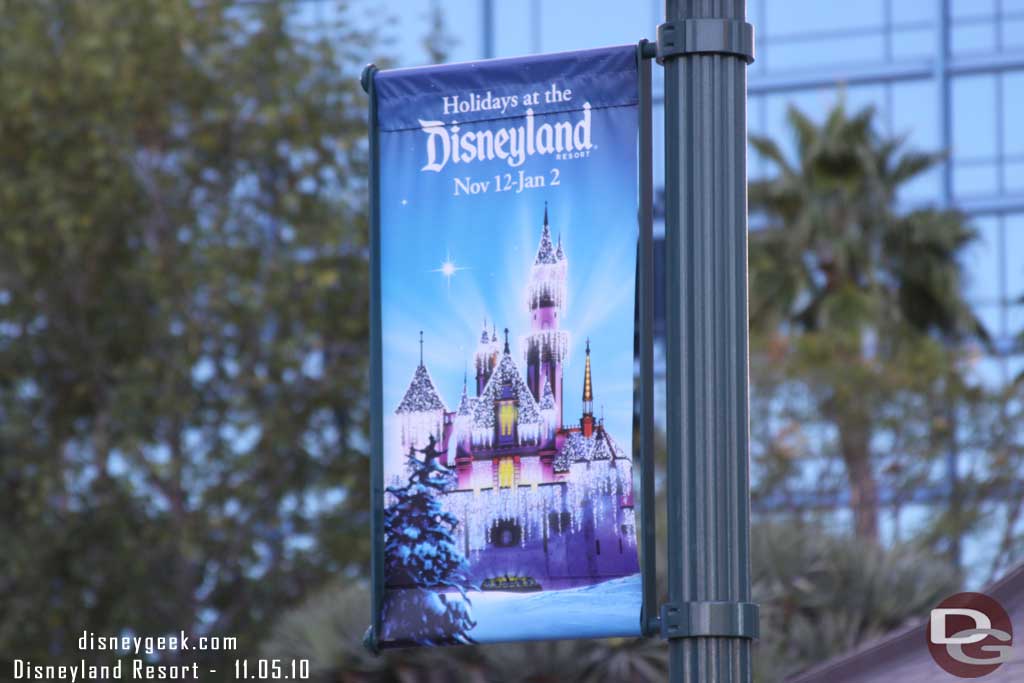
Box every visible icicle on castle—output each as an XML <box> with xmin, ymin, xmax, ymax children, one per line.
<box><xmin>389</xmin><ymin>204</ymin><xmax>639</xmax><ymax>591</ymax></box>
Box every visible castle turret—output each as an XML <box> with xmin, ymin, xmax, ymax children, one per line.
<box><xmin>395</xmin><ymin>331</ymin><xmax>448</xmax><ymax>457</ymax></box>
<box><xmin>525</xmin><ymin>202</ymin><xmax>569</xmax><ymax>427</ymax></box>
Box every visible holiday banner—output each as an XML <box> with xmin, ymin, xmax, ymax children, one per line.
<box><xmin>372</xmin><ymin>46</ymin><xmax>641</xmax><ymax>647</ymax></box>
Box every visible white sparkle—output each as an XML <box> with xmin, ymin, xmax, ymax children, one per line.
<box><xmin>431</xmin><ymin>251</ymin><xmax>468</xmax><ymax>292</ymax></box>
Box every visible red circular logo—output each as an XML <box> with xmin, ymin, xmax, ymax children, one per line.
<box><xmin>927</xmin><ymin>592</ymin><xmax>1013</xmax><ymax>678</ymax></box>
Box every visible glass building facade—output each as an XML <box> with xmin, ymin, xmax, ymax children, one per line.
<box><xmin>390</xmin><ymin>0</ymin><xmax>1024</xmax><ymax>381</ymax></box>
<box><xmin>357</xmin><ymin>0</ymin><xmax>1024</xmax><ymax>581</ymax></box>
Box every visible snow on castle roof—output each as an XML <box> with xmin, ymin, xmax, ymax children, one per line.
<box><xmin>553</xmin><ymin>426</ymin><xmax>629</xmax><ymax>472</ymax></box>
<box><xmin>534</xmin><ymin>223</ymin><xmax>558</xmax><ymax>265</ymax></box>
<box><xmin>539</xmin><ymin>375</ymin><xmax>556</xmax><ymax>411</ymax></box>
<box><xmin>472</xmin><ymin>351</ymin><xmax>542</xmax><ymax>431</ymax></box>
<box><xmin>395</xmin><ymin>363</ymin><xmax>447</xmax><ymax>414</ymax></box>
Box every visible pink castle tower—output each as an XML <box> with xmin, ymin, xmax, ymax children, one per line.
<box><xmin>524</xmin><ymin>203</ymin><xmax>569</xmax><ymax>429</ymax></box>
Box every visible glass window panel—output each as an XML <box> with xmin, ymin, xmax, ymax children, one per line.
<box><xmin>1007</xmin><ymin>358</ymin><xmax>1024</xmax><ymax>390</ymax></box>
<box><xmin>409</xmin><ymin>0</ymin><xmax>481</xmax><ymax>63</ymax></box>
<box><xmin>1003</xmin><ymin>72</ymin><xmax>1024</xmax><ymax>156</ymax></box>
<box><xmin>954</xmin><ymin>163</ymin><xmax>999</xmax><ymax>197</ymax></box>
<box><xmin>897</xmin><ymin>167</ymin><xmax>941</xmax><ymax>204</ymax></box>
<box><xmin>749</xmin><ymin>95</ymin><xmax>766</xmax><ymax>137</ymax></box>
<box><xmin>1004</xmin><ymin>214</ymin><xmax>1024</xmax><ymax>306</ymax></box>
<box><xmin>968</xmin><ymin>354</ymin><xmax>1007</xmax><ymax>390</ymax></box>
<box><xmin>494</xmin><ymin>2</ymin><xmax>534</xmax><ymax>57</ymax></box>
<box><xmin>764</xmin><ymin>89</ymin><xmax>834</xmax><ymax>160</ymax></box>
<box><xmin>539</xmin><ymin>0</ymin><xmax>654</xmax><ymax>53</ymax></box>
<box><xmin>1004</xmin><ymin>161</ymin><xmax>1024</xmax><ymax>193</ymax></box>
<box><xmin>892</xmin><ymin>28</ymin><xmax>935</xmax><ymax>59</ymax></box>
<box><xmin>764</xmin><ymin>0</ymin><xmax>883</xmax><ymax>36</ymax></box>
<box><xmin>976</xmin><ymin>306</ymin><xmax>1006</xmax><ymax>346</ymax></box>
<box><xmin>1008</xmin><ymin>306</ymin><xmax>1024</xmax><ymax>346</ymax></box>
<box><xmin>377</xmin><ymin>0</ymin><xmax>447</xmax><ymax>64</ymax></box>
<box><xmin>961</xmin><ymin>216</ymin><xmax>1001</xmax><ymax>304</ymax></box>
<box><xmin>765</xmin><ymin>34</ymin><xmax>886</xmax><ymax>72</ymax></box>
<box><xmin>952</xmin><ymin>21</ymin><xmax>997</xmax><ymax>54</ymax></box>
<box><xmin>952</xmin><ymin>0</ymin><xmax>996</xmax><ymax>17</ymax></box>
<box><xmin>1004</xmin><ymin>18</ymin><xmax>1024</xmax><ymax>50</ymax></box>
<box><xmin>953</xmin><ymin>75</ymin><xmax>998</xmax><ymax>160</ymax></box>
<box><xmin>892</xmin><ymin>80</ymin><xmax>939</xmax><ymax>149</ymax></box>
<box><xmin>748</xmin><ymin>96</ymin><xmax>766</xmax><ymax>180</ymax></box>
<box><xmin>892</xmin><ymin>1</ymin><xmax>935</xmax><ymax>24</ymax></box>
<box><xmin>845</xmin><ymin>84</ymin><xmax>887</xmax><ymax>123</ymax></box>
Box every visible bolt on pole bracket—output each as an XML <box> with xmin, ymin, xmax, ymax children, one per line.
<box><xmin>656</xmin><ymin>18</ymin><xmax>755</xmax><ymax>64</ymax></box>
<box><xmin>659</xmin><ymin>601</ymin><xmax>760</xmax><ymax>640</ymax></box>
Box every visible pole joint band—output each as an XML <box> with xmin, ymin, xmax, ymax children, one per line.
<box><xmin>659</xmin><ymin>601</ymin><xmax>760</xmax><ymax>640</ymax></box>
<box><xmin>656</xmin><ymin>19</ymin><xmax>755</xmax><ymax>64</ymax></box>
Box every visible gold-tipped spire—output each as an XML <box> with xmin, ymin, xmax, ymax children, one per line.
<box><xmin>582</xmin><ymin>338</ymin><xmax>593</xmax><ymax>413</ymax></box>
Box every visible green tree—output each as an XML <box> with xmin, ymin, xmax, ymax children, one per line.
<box><xmin>0</xmin><ymin>0</ymin><xmax>376</xmax><ymax>670</ymax></box>
<box><xmin>749</xmin><ymin>101</ymin><xmax>984</xmax><ymax>541</ymax></box>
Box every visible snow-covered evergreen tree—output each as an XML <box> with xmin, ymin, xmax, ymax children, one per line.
<box><xmin>383</xmin><ymin>435</ymin><xmax>475</xmax><ymax>645</ymax></box>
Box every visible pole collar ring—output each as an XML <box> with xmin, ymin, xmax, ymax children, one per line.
<box><xmin>656</xmin><ymin>18</ymin><xmax>755</xmax><ymax>65</ymax></box>
<box><xmin>659</xmin><ymin>601</ymin><xmax>760</xmax><ymax>640</ymax></box>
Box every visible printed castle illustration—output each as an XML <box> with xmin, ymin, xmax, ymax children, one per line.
<box><xmin>389</xmin><ymin>204</ymin><xmax>639</xmax><ymax>590</ymax></box>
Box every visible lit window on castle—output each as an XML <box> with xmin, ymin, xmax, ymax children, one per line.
<box><xmin>498</xmin><ymin>457</ymin><xmax>515</xmax><ymax>488</ymax></box>
<box><xmin>498</xmin><ymin>401</ymin><xmax>517</xmax><ymax>438</ymax></box>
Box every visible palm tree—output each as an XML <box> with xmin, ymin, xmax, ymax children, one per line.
<box><xmin>749</xmin><ymin>100</ymin><xmax>985</xmax><ymax>541</ymax></box>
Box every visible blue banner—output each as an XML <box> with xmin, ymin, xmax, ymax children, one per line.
<box><xmin>373</xmin><ymin>46</ymin><xmax>641</xmax><ymax>647</ymax></box>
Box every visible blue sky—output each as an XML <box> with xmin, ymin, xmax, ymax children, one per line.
<box><xmin>379</xmin><ymin>99</ymin><xmax>639</xmax><ymax>450</ymax></box>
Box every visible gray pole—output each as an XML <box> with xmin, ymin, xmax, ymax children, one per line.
<box><xmin>658</xmin><ymin>1</ymin><xmax>757</xmax><ymax>681</ymax></box>
<box><xmin>482</xmin><ymin>0</ymin><xmax>495</xmax><ymax>58</ymax></box>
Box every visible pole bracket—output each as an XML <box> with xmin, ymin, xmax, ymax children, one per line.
<box><xmin>360</xmin><ymin>63</ymin><xmax>378</xmax><ymax>94</ymax></box>
<box><xmin>659</xmin><ymin>601</ymin><xmax>760</xmax><ymax>640</ymax></box>
<box><xmin>656</xmin><ymin>18</ymin><xmax>755</xmax><ymax>64</ymax></box>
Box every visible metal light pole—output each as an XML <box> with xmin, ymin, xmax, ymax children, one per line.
<box><xmin>658</xmin><ymin>1</ymin><xmax>758</xmax><ymax>681</ymax></box>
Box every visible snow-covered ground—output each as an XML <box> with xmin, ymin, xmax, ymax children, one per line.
<box><xmin>461</xmin><ymin>573</ymin><xmax>642</xmax><ymax>643</ymax></box>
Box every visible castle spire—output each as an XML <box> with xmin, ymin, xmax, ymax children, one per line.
<box><xmin>419</xmin><ymin>330</ymin><xmax>424</xmax><ymax>366</ymax></box>
<box><xmin>580</xmin><ymin>338</ymin><xmax>595</xmax><ymax>437</ymax></box>
<box><xmin>503</xmin><ymin>327</ymin><xmax>510</xmax><ymax>354</ymax></box>
<box><xmin>533</xmin><ymin>204</ymin><xmax>557</xmax><ymax>265</ymax></box>
<box><xmin>582</xmin><ymin>338</ymin><xmax>593</xmax><ymax>413</ymax></box>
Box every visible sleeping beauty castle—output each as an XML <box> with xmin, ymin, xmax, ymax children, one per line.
<box><xmin>389</xmin><ymin>204</ymin><xmax>639</xmax><ymax>590</ymax></box>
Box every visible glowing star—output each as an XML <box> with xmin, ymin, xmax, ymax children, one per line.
<box><xmin>431</xmin><ymin>252</ymin><xmax>467</xmax><ymax>292</ymax></box>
